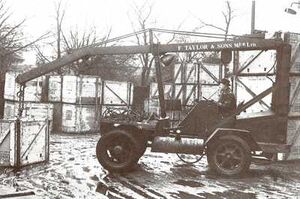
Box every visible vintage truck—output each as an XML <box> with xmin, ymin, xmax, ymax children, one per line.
<box><xmin>16</xmin><ymin>30</ymin><xmax>292</xmax><ymax>177</ymax></box>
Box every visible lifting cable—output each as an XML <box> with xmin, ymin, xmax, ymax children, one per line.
<box><xmin>85</xmin><ymin>28</ymin><xmax>264</xmax><ymax>49</ymax></box>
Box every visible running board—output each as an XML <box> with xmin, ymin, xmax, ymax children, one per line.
<box><xmin>257</xmin><ymin>142</ymin><xmax>291</xmax><ymax>153</ymax></box>
<box><xmin>251</xmin><ymin>156</ymin><xmax>272</xmax><ymax>165</ymax></box>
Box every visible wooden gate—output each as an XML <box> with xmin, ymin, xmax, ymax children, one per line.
<box><xmin>0</xmin><ymin>119</ymin><xmax>50</xmax><ymax>167</ymax></box>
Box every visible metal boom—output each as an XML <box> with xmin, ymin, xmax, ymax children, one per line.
<box><xmin>16</xmin><ymin>39</ymin><xmax>284</xmax><ymax>84</ymax></box>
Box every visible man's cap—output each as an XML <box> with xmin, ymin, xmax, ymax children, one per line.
<box><xmin>220</xmin><ymin>78</ymin><xmax>230</xmax><ymax>86</ymax></box>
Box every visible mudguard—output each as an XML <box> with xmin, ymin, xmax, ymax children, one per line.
<box><xmin>205</xmin><ymin>128</ymin><xmax>260</xmax><ymax>151</ymax></box>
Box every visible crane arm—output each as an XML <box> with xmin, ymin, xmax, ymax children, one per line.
<box><xmin>16</xmin><ymin>39</ymin><xmax>284</xmax><ymax>84</ymax></box>
<box><xmin>16</xmin><ymin>45</ymin><xmax>150</xmax><ymax>84</ymax></box>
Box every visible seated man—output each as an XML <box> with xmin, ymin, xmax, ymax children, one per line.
<box><xmin>217</xmin><ymin>78</ymin><xmax>237</xmax><ymax>118</ymax></box>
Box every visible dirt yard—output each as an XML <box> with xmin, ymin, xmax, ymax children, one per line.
<box><xmin>0</xmin><ymin>134</ymin><xmax>300</xmax><ymax>198</ymax></box>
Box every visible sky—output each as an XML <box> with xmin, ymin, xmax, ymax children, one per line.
<box><xmin>7</xmin><ymin>0</ymin><xmax>300</xmax><ymax>64</ymax></box>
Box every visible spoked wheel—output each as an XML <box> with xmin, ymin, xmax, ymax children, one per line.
<box><xmin>207</xmin><ymin>135</ymin><xmax>251</xmax><ymax>177</ymax></box>
<box><xmin>96</xmin><ymin>130</ymin><xmax>138</xmax><ymax>173</ymax></box>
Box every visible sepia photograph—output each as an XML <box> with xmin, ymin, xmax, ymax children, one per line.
<box><xmin>0</xmin><ymin>0</ymin><xmax>300</xmax><ymax>198</ymax></box>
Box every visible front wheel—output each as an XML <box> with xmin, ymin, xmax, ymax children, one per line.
<box><xmin>207</xmin><ymin>135</ymin><xmax>251</xmax><ymax>177</ymax></box>
<box><xmin>96</xmin><ymin>130</ymin><xmax>138</xmax><ymax>173</ymax></box>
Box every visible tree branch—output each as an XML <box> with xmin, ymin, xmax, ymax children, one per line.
<box><xmin>3</xmin><ymin>32</ymin><xmax>51</xmax><ymax>56</ymax></box>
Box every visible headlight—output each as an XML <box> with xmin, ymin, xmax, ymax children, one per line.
<box><xmin>113</xmin><ymin>123</ymin><xmax>120</xmax><ymax>127</ymax></box>
<box><xmin>176</xmin><ymin>129</ymin><xmax>181</xmax><ymax>134</ymax></box>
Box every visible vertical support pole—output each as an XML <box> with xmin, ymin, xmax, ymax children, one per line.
<box><xmin>274</xmin><ymin>45</ymin><xmax>291</xmax><ymax>116</ymax></box>
<box><xmin>251</xmin><ymin>0</ymin><xmax>256</xmax><ymax>34</ymax></box>
<box><xmin>171</xmin><ymin>64</ymin><xmax>176</xmax><ymax>99</ymax></box>
<box><xmin>59</xmin><ymin>75</ymin><xmax>63</xmax><ymax>132</ymax></box>
<box><xmin>101</xmin><ymin>80</ymin><xmax>105</xmax><ymax>116</ymax></box>
<box><xmin>182</xmin><ymin>62</ymin><xmax>187</xmax><ymax>106</ymax></box>
<box><xmin>197</xmin><ymin>62</ymin><xmax>201</xmax><ymax>101</ymax></box>
<box><xmin>95</xmin><ymin>77</ymin><xmax>100</xmax><ymax>131</ymax></box>
<box><xmin>15</xmin><ymin>119</ymin><xmax>21</xmax><ymax>168</ymax></box>
<box><xmin>233</xmin><ymin>50</ymin><xmax>239</xmax><ymax>96</ymax></box>
<box><xmin>153</xmin><ymin>44</ymin><xmax>166</xmax><ymax>118</ymax></box>
<box><xmin>45</xmin><ymin>119</ymin><xmax>50</xmax><ymax>162</ymax></box>
<box><xmin>127</xmin><ymin>83</ymin><xmax>131</xmax><ymax>108</ymax></box>
<box><xmin>78</xmin><ymin>76</ymin><xmax>82</xmax><ymax>132</ymax></box>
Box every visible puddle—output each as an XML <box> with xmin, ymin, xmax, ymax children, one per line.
<box><xmin>1</xmin><ymin>134</ymin><xmax>300</xmax><ymax>199</ymax></box>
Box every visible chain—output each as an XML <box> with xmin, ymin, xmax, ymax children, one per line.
<box><xmin>16</xmin><ymin>85</ymin><xmax>25</xmax><ymax>118</ymax></box>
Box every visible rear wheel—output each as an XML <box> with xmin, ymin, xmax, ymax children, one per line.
<box><xmin>96</xmin><ymin>130</ymin><xmax>138</xmax><ymax>173</ymax></box>
<box><xmin>207</xmin><ymin>135</ymin><xmax>251</xmax><ymax>177</ymax></box>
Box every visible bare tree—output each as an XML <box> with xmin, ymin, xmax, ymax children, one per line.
<box><xmin>55</xmin><ymin>0</ymin><xmax>66</xmax><ymax>59</ymax></box>
<box><xmin>34</xmin><ymin>0</ymin><xmax>66</xmax><ymax>66</ymax></box>
<box><xmin>36</xmin><ymin>2</ymin><xmax>137</xmax><ymax>81</ymax></box>
<box><xmin>196</xmin><ymin>1</ymin><xmax>235</xmax><ymax>40</ymax></box>
<box><xmin>61</xmin><ymin>27</ymin><xmax>137</xmax><ymax>81</ymax></box>
<box><xmin>128</xmin><ymin>0</ymin><xmax>156</xmax><ymax>86</ymax></box>
<box><xmin>0</xmin><ymin>0</ymin><xmax>48</xmax><ymax>118</ymax></box>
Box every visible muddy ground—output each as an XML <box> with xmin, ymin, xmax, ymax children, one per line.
<box><xmin>0</xmin><ymin>134</ymin><xmax>300</xmax><ymax>198</ymax></box>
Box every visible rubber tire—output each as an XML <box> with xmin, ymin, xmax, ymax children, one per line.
<box><xmin>207</xmin><ymin>135</ymin><xmax>251</xmax><ymax>177</ymax></box>
<box><xmin>96</xmin><ymin>130</ymin><xmax>139</xmax><ymax>173</ymax></box>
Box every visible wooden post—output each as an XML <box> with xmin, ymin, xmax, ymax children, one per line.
<box><xmin>15</xmin><ymin>119</ymin><xmax>21</xmax><ymax>168</ymax></box>
<box><xmin>274</xmin><ymin>44</ymin><xmax>291</xmax><ymax>116</ymax></box>
<box><xmin>153</xmin><ymin>44</ymin><xmax>166</xmax><ymax>118</ymax></box>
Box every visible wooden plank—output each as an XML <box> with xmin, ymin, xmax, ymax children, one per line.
<box><xmin>0</xmin><ymin>191</ymin><xmax>35</xmax><ymax>198</ymax></box>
